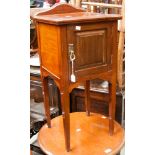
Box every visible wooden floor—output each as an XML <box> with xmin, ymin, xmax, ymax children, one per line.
<box><xmin>38</xmin><ymin>112</ymin><xmax>124</xmax><ymax>155</ymax></box>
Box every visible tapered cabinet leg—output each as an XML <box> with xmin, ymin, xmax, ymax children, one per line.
<box><xmin>60</xmin><ymin>90</ymin><xmax>70</xmax><ymax>152</ymax></box>
<box><xmin>109</xmin><ymin>81</ymin><xmax>116</xmax><ymax>135</ymax></box>
<box><xmin>85</xmin><ymin>80</ymin><xmax>90</xmax><ymax>116</ymax></box>
<box><xmin>42</xmin><ymin>77</ymin><xmax>51</xmax><ymax>128</ymax></box>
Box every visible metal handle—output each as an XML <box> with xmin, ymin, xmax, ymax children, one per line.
<box><xmin>69</xmin><ymin>44</ymin><xmax>74</xmax><ymax>53</ymax></box>
<box><xmin>69</xmin><ymin>44</ymin><xmax>75</xmax><ymax>59</ymax></box>
<box><xmin>68</xmin><ymin>44</ymin><xmax>76</xmax><ymax>82</ymax></box>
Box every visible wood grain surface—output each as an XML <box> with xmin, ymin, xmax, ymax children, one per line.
<box><xmin>31</xmin><ymin>3</ymin><xmax>121</xmax><ymax>25</ymax></box>
<box><xmin>38</xmin><ymin>112</ymin><xmax>124</xmax><ymax>155</ymax></box>
<box><xmin>34</xmin><ymin>12</ymin><xmax>121</xmax><ymax>25</ymax></box>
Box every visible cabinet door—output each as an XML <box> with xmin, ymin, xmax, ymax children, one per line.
<box><xmin>67</xmin><ymin>22</ymin><xmax>114</xmax><ymax>79</ymax></box>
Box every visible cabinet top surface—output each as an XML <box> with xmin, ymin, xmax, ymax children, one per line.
<box><xmin>34</xmin><ymin>12</ymin><xmax>121</xmax><ymax>25</ymax></box>
<box><xmin>31</xmin><ymin>3</ymin><xmax>121</xmax><ymax>25</ymax></box>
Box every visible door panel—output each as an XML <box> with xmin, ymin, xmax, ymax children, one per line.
<box><xmin>76</xmin><ymin>30</ymin><xmax>106</xmax><ymax>70</ymax></box>
<box><xmin>67</xmin><ymin>22</ymin><xmax>113</xmax><ymax>79</ymax></box>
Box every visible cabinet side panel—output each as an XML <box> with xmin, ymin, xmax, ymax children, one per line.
<box><xmin>38</xmin><ymin>23</ymin><xmax>60</xmax><ymax>78</ymax></box>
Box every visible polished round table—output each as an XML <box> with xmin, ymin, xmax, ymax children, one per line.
<box><xmin>38</xmin><ymin>112</ymin><xmax>124</xmax><ymax>155</ymax></box>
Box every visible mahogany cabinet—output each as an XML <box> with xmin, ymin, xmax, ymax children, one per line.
<box><xmin>32</xmin><ymin>3</ymin><xmax>121</xmax><ymax>151</ymax></box>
